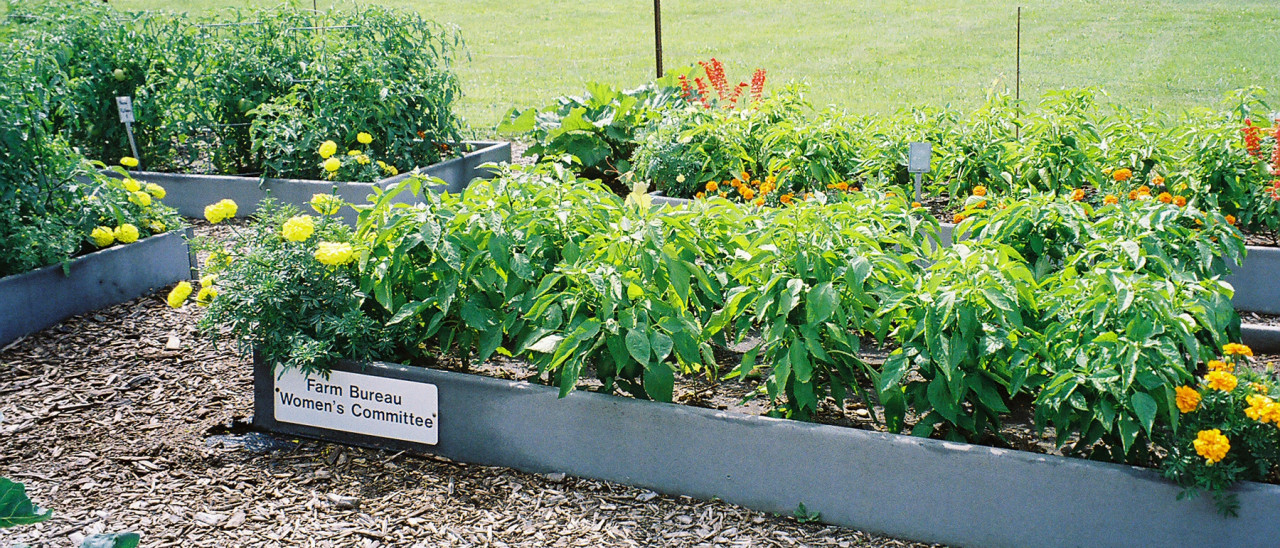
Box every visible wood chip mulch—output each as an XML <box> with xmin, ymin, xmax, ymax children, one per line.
<box><xmin>0</xmin><ymin>223</ymin><xmax>941</xmax><ymax>547</ymax></box>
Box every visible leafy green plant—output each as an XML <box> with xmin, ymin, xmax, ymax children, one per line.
<box><xmin>1161</xmin><ymin>352</ymin><xmax>1280</xmax><ymax>516</ymax></box>
<box><xmin>0</xmin><ymin>477</ymin><xmax>52</xmax><ymax>528</ymax></box>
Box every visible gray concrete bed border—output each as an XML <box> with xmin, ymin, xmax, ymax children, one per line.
<box><xmin>113</xmin><ymin>141</ymin><xmax>511</xmax><ymax>224</ymax></box>
<box><xmin>0</xmin><ymin>229</ymin><xmax>193</xmax><ymax>346</ymax></box>
<box><xmin>253</xmin><ymin>357</ymin><xmax>1280</xmax><ymax>548</ymax></box>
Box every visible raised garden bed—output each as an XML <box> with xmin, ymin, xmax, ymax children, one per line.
<box><xmin>253</xmin><ymin>356</ymin><xmax>1280</xmax><ymax>548</ymax></box>
<box><xmin>107</xmin><ymin>141</ymin><xmax>510</xmax><ymax>224</ymax></box>
<box><xmin>0</xmin><ymin>229</ymin><xmax>193</xmax><ymax>346</ymax></box>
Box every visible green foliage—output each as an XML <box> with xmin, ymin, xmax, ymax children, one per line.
<box><xmin>0</xmin><ymin>477</ymin><xmax>53</xmax><ymax>528</ymax></box>
<box><xmin>4</xmin><ymin>0</ymin><xmax>466</xmax><ymax>178</ymax></box>
<box><xmin>80</xmin><ymin>533</ymin><xmax>141</xmax><ymax>548</ymax></box>
<box><xmin>499</xmin><ymin>77</ymin><xmax>685</xmax><ymax>190</ymax></box>
<box><xmin>195</xmin><ymin>199</ymin><xmax>398</xmax><ymax>375</ymax></box>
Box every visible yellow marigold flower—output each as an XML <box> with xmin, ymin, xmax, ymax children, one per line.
<box><xmin>1157</xmin><ymin>192</ymin><xmax>1173</xmax><ymax>204</ymax></box>
<box><xmin>167</xmin><ymin>281</ymin><xmax>193</xmax><ymax>308</ymax></box>
<box><xmin>973</xmin><ymin>185</ymin><xmax>987</xmax><ymax>197</ymax></box>
<box><xmin>1175</xmin><ymin>386</ymin><xmax>1201</xmax><ymax>413</ymax></box>
<box><xmin>1223</xmin><ymin>343</ymin><xmax>1253</xmax><ymax>357</ymax></box>
<box><xmin>356</xmin><ymin>154</ymin><xmax>371</xmax><ymax>166</ymax></box>
<box><xmin>1205</xmin><ymin>370</ymin><xmax>1238</xmax><ymax>392</ymax></box>
<box><xmin>1206</xmin><ymin>360</ymin><xmax>1234</xmax><ymax>372</ymax></box>
<box><xmin>1113</xmin><ymin>168</ymin><xmax>1133</xmax><ymax>182</ymax></box>
<box><xmin>281</xmin><ymin>215</ymin><xmax>315</xmax><ymax>242</ymax></box>
<box><xmin>145</xmin><ymin>183</ymin><xmax>166</xmax><ymax>199</ymax></box>
<box><xmin>120</xmin><ymin>156</ymin><xmax>139</xmax><ymax>168</ymax></box>
<box><xmin>148</xmin><ymin>220</ymin><xmax>165</xmax><ymax>233</ymax></box>
<box><xmin>123</xmin><ymin>178</ymin><xmax>142</xmax><ymax>192</ymax></box>
<box><xmin>1226</xmin><ymin>215</ymin><xmax>1237</xmax><ymax>226</ymax></box>
<box><xmin>203</xmin><ymin>199</ymin><xmax>238</xmax><ymax>224</ymax></box>
<box><xmin>347</xmin><ymin>149</ymin><xmax>361</xmax><ymax>156</ymax></box>
<box><xmin>129</xmin><ymin>191</ymin><xmax>152</xmax><ymax>207</ymax></box>
<box><xmin>706</xmin><ymin>181</ymin><xmax>719</xmax><ymax>192</ymax></box>
<box><xmin>357</xmin><ymin>132</ymin><xmax>373</xmax><ymax>145</ymax></box>
<box><xmin>1245</xmin><ymin>395</ymin><xmax>1276</xmax><ymax>422</ymax></box>
<box><xmin>1103</xmin><ymin>194</ymin><xmax>1119</xmax><ymax>205</ymax></box>
<box><xmin>200</xmin><ymin>274</ymin><xmax>216</xmax><ymax>287</ymax></box>
<box><xmin>323</xmin><ymin>157</ymin><xmax>342</xmax><ymax>173</ymax></box>
<box><xmin>311</xmin><ymin>193</ymin><xmax>343</xmax><ymax>216</ymax></box>
<box><xmin>1173</xmin><ymin>196</ymin><xmax>1187</xmax><ymax>207</ymax></box>
<box><xmin>113</xmin><ymin>224</ymin><xmax>139</xmax><ymax>244</ymax></box>
<box><xmin>90</xmin><ymin>226</ymin><xmax>115</xmax><ymax>247</ymax></box>
<box><xmin>314</xmin><ymin>241</ymin><xmax>355</xmax><ymax>266</ymax></box>
<box><xmin>318</xmin><ymin>140</ymin><xmax>338</xmax><ymax>159</ymax></box>
<box><xmin>1193</xmin><ymin>429</ymin><xmax>1230</xmax><ymax>464</ymax></box>
<box><xmin>1070</xmin><ymin>188</ymin><xmax>1085</xmax><ymax>202</ymax></box>
<box><xmin>195</xmin><ymin>286</ymin><xmax>217</xmax><ymax>307</ymax></box>
<box><xmin>385</xmin><ymin>165</ymin><xmax>398</xmax><ymax>176</ymax></box>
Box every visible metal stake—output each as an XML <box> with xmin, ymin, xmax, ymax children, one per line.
<box><xmin>654</xmin><ymin>0</ymin><xmax>664</xmax><ymax>77</ymax></box>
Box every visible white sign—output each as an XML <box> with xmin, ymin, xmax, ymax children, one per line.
<box><xmin>115</xmin><ymin>96</ymin><xmax>135</xmax><ymax>123</ymax></box>
<box><xmin>274</xmin><ymin>368</ymin><xmax>438</xmax><ymax>445</ymax></box>
<box><xmin>908</xmin><ymin>142</ymin><xmax>932</xmax><ymax>173</ymax></box>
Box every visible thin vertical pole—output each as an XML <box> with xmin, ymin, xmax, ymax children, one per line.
<box><xmin>654</xmin><ymin>0</ymin><xmax>664</xmax><ymax>77</ymax></box>
<box><xmin>1016</xmin><ymin>7</ymin><xmax>1021</xmax><ymax>102</ymax></box>
<box><xmin>1015</xmin><ymin>6</ymin><xmax>1022</xmax><ymax>141</ymax></box>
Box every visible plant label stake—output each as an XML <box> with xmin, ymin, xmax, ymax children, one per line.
<box><xmin>116</xmin><ymin>96</ymin><xmax>140</xmax><ymax>168</ymax></box>
<box><xmin>908</xmin><ymin>142</ymin><xmax>932</xmax><ymax>202</ymax></box>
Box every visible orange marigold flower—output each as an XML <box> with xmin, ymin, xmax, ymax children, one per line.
<box><xmin>706</xmin><ymin>181</ymin><xmax>719</xmax><ymax>192</ymax></box>
<box><xmin>1205</xmin><ymin>370</ymin><xmax>1238</xmax><ymax>392</ymax></box>
<box><xmin>1193</xmin><ymin>429</ymin><xmax>1229</xmax><ymax>464</ymax></box>
<box><xmin>1157</xmin><ymin>192</ymin><xmax>1173</xmax><ymax>204</ymax></box>
<box><xmin>953</xmin><ymin>212</ymin><xmax>967</xmax><ymax>223</ymax></box>
<box><xmin>740</xmin><ymin>171</ymin><xmax>750</xmax><ymax>181</ymax></box>
<box><xmin>1245</xmin><ymin>394</ymin><xmax>1277</xmax><ymax>423</ymax></box>
<box><xmin>754</xmin><ymin>198</ymin><xmax>765</xmax><ymax>206</ymax></box>
<box><xmin>1223</xmin><ymin>343</ymin><xmax>1253</xmax><ymax>357</ymax></box>
<box><xmin>695</xmin><ymin>192</ymin><xmax>705</xmax><ymax>199</ymax></box>
<box><xmin>1151</xmin><ymin>174</ymin><xmax>1165</xmax><ymax>186</ymax></box>
<box><xmin>1174</xmin><ymin>196</ymin><xmax>1187</xmax><ymax>207</ymax></box>
<box><xmin>1138</xmin><ymin>185</ymin><xmax>1151</xmax><ymax>194</ymax></box>
<box><xmin>719</xmin><ymin>192</ymin><xmax>727</xmax><ymax>198</ymax></box>
<box><xmin>1175</xmin><ymin>386</ymin><xmax>1201</xmax><ymax>413</ymax></box>
<box><xmin>1226</xmin><ymin>215</ymin><xmax>1237</xmax><ymax>225</ymax></box>
<box><xmin>1113</xmin><ymin>168</ymin><xmax>1133</xmax><ymax>182</ymax></box>
<box><xmin>1103</xmin><ymin>194</ymin><xmax>1119</xmax><ymax>205</ymax></box>
<box><xmin>886</xmin><ymin>191</ymin><xmax>895</xmax><ymax>198</ymax></box>
<box><xmin>1070</xmin><ymin>188</ymin><xmax>1085</xmax><ymax>202</ymax></box>
<box><xmin>1207</xmin><ymin>360</ymin><xmax>1234</xmax><ymax>373</ymax></box>
<box><xmin>911</xmin><ymin>201</ymin><xmax>922</xmax><ymax>208</ymax></box>
<box><xmin>1128</xmin><ymin>190</ymin><xmax>1140</xmax><ymax>200</ymax></box>
<box><xmin>973</xmin><ymin>185</ymin><xmax>988</xmax><ymax>197</ymax></box>
<box><xmin>780</xmin><ymin>193</ymin><xmax>793</xmax><ymax>204</ymax></box>
<box><xmin>834</xmin><ymin>182</ymin><xmax>849</xmax><ymax>191</ymax></box>
<box><xmin>973</xmin><ymin>200</ymin><xmax>987</xmax><ymax>209</ymax></box>
<box><xmin>742</xmin><ymin>188</ymin><xmax>756</xmax><ymax>200</ymax></box>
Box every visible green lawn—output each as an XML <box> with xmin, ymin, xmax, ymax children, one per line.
<box><xmin>111</xmin><ymin>1</ymin><xmax>1280</xmax><ymax>130</ymax></box>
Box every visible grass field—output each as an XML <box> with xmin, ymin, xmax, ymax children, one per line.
<box><xmin>108</xmin><ymin>1</ymin><xmax>1280</xmax><ymax>130</ymax></box>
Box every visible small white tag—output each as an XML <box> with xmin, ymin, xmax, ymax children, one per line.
<box><xmin>908</xmin><ymin>142</ymin><xmax>932</xmax><ymax>174</ymax></box>
<box><xmin>116</xmin><ymin>96</ymin><xmax>135</xmax><ymax>123</ymax></box>
<box><xmin>274</xmin><ymin>367</ymin><xmax>438</xmax><ymax>445</ymax></box>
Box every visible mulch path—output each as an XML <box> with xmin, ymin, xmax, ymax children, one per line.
<box><xmin>0</xmin><ymin>222</ymin><xmax>939</xmax><ymax>548</ymax></box>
